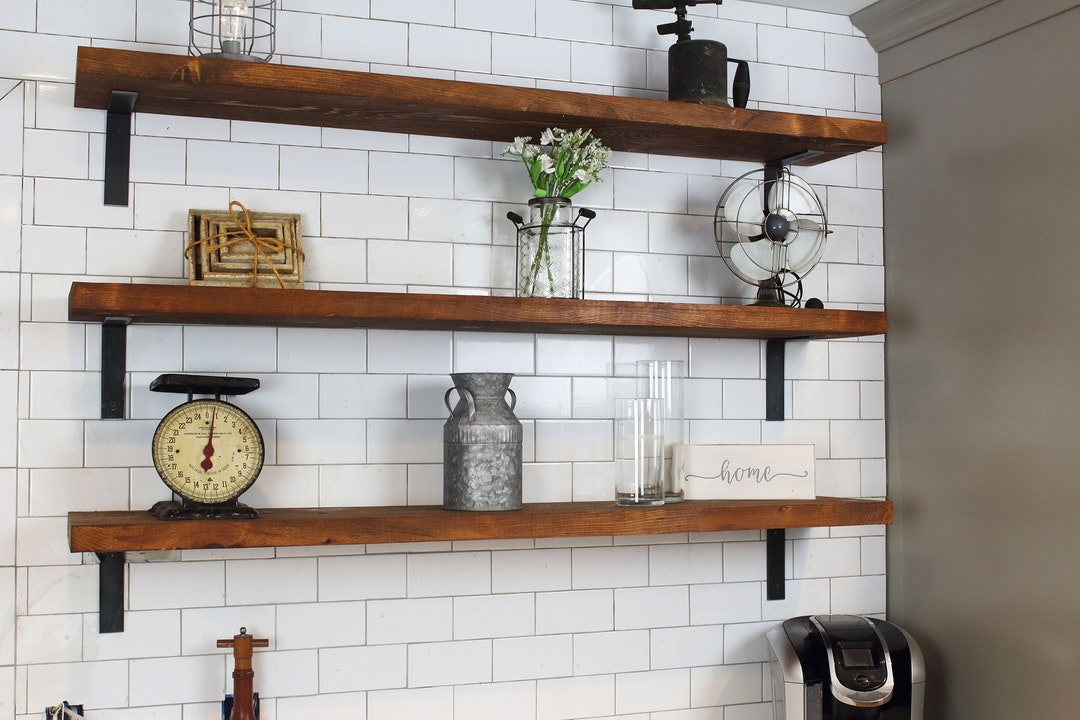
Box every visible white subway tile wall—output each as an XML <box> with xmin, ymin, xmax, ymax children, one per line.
<box><xmin>1</xmin><ymin>0</ymin><xmax>885</xmax><ymax>718</ymax></box>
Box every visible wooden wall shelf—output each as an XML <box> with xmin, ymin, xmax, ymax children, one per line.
<box><xmin>74</xmin><ymin>45</ymin><xmax>886</xmax><ymax>170</ymax></box>
<box><xmin>70</xmin><ymin>281</ymin><xmax>886</xmax><ymax>420</ymax></box>
<box><xmin>69</xmin><ymin>282</ymin><xmax>887</xmax><ymax>339</ymax></box>
<box><xmin>69</xmin><ymin>498</ymin><xmax>892</xmax><ymax>553</ymax></box>
<box><xmin>71</xmin><ymin>498</ymin><xmax>892</xmax><ymax>633</ymax></box>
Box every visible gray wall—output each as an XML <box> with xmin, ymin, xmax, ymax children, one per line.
<box><xmin>882</xmin><ymin>4</ymin><xmax>1080</xmax><ymax>718</ymax></box>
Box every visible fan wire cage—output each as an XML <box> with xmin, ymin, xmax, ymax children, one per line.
<box><xmin>189</xmin><ymin>0</ymin><xmax>276</xmax><ymax>62</ymax></box>
<box><xmin>713</xmin><ymin>166</ymin><xmax>828</xmax><ymax>307</ymax></box>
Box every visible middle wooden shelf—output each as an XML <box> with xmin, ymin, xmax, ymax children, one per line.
<box><xmin>69</xmin><ymin>281</ymin><xmax>887</xmax><ymax>419</ymax></box>
<box><xmin>68</xmin><ymin>281</ymin><xmax>887</xmax><ymax>339</ymax></box>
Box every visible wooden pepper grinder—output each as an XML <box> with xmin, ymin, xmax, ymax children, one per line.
<box><xmin>217</xmin><ymin>627</ymin><xmax>268</xmax><ymax>720</ymax></box>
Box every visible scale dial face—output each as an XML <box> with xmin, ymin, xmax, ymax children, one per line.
<box><xmin>151</xmin><ymin>398</ymin><xmax>265</xmax><ymax>504</ymax></box>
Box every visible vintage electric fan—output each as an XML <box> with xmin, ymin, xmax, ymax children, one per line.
<box><xmin>713</xmin><ymin>166</ymin><xmax>828</xmax><ymax>307</ymax></box>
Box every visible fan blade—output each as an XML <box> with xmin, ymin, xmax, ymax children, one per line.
<box><xmin>766</xmin><ymin>172</ymin><xmax>826</xmax><ymax>276</ymax></box>
<box><xmin>786</xmin><ymin>228</ymin><xmax>826</xmax><ymax>274</ymax></box>
<box><xmin>790</xmin><ymin>216</ymin><xmax>820</xmax><ymax>264</ymax></box>
<box><xmin>767</xmin><ymin>173</ymin><xmax>819</xmax><ymax>216</ymax></box>
<box><xmin>730</xmin><ymin>241</ymin><xmax>776</xmax><ymax>282</ymax></box>
<box><xmin>724</xmin><ymin>181</ymin><xmax>767</xmax><ymax>238</ymax></box>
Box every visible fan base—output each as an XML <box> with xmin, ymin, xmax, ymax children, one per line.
<box><xmin>752</xmin><ymin>286</ymin><xmax>786</xmax><ymax>307</ymax></box>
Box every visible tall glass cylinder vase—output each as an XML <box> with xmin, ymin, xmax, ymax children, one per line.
<box><xmin>515</xmin><ymin>197</ymin><xmax>583</xmax><ymax>299</ymax></box>
<box><xmin>637</xmin><ymin>360</ymin><xmax>685</xmax><ymax>502</ymax></box>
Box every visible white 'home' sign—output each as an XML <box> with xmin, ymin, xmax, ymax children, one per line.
<box><xmin>677</xmin><ymin>444</ymin><xmax>816</xmax><ymax>500</ymax></box>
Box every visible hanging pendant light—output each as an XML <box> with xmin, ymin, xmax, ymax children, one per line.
<box><xmin>189</xmin><ymin>0</ymin><xmax>276</xmax><ymax>62</ymax></box>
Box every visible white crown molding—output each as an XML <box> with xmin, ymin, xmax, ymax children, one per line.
<box><xmin>852</xmin><ymin>0</ymin><xmax>1002</xmax><ymax>51</ymax></box>
<box><xmin>860</xmin><ymin>0</ymin><xmax>1080</xmax><ymax>83</ymax></box>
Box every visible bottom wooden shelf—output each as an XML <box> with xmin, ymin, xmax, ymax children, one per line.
<box><xmin>70</xmin><ymin>498</ymin><xmax>891</xmax><ymax>634</ymax></box>
<box><xmin>69</xmin><ymin>498</ymin><xmax>892</xmax><ymax>553</ymax></box>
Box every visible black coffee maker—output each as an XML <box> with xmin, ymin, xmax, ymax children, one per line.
<box><xmin>633</xmin><ymin>0</ymin><xmax>750</xmax><ymax>107</ymax></box>
<box><xmin>767</xmin><ymin>615</ymin><xmax>925</xmax><ymax>720</ymax></box>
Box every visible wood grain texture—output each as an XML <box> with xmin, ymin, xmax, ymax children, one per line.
<box><xmin>74</xmin><ymin>46</ymin><xmax>886</xmax><ymax>165</ymax></box>
<box><xmin>68</xmin><ymin>282</ymin><xmax>887</xmax><ymax>340</ymax></box>
<box><xmin>69</xmin><ymin>498</ymin><xmax>893</xmax><ymax>552</ymax></box>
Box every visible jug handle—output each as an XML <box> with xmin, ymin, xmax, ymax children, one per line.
<box><xmin>444</xmin><ymin>387</ymin><xmax>477</xmax><ymax>421</ymax></box>
<box><xmin>506</xmin><ymin>388</ymin><xmax>517</xmax><ymax>412</ymax></box>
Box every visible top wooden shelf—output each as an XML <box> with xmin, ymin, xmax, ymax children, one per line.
<box><xmin>68</xmin><ymin>282</ymin><xmax>887</xmax><ymax>340</ymax></box>
<box><xmin>74</xmin><ymin>46</ymin><xmax>886</xmax><ymax>166</ymax></box>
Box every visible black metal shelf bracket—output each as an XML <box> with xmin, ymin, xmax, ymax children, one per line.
<box><xmin>759</xmin><ymin>150</ymin><xmax>824</xmax><ymax>425</ymax></box>
<box><xmin>766</xmin><ymin>528</ymin><xmax>786</xmax><ymax>600</ymax></box>
<box><xmin>101</xmin><ymin>318</ymin><xmax>130</xmax><ymax>419</ymax></box>
<box><xmin>96</xmin><ymin>552</ymin><xmax>125</xmax><ymax>633</ymax></box>
<box><xmin>104</xmin><ymin>90</ymin><xmax>138</xmax><ymax>206</ymax></box>
<box><xmin>766</xmin><ymin>339</ymin><xmax>786</xmax><ymax>421</ymax></box>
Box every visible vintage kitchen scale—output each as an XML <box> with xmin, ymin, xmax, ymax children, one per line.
<box><xmin>149</xmin><ymin>373</ymin><xmax>264</xmax><ymax>520</ymax></box>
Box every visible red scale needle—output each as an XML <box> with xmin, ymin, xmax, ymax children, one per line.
<box><xmin>201</xmin><ymin>408</ymin><xmax>217</xmax><ymax>471</ymax></box>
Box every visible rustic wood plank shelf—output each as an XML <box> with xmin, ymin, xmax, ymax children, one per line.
<box><xmin>71</xmin><ymin>498</ymin><xmax>891</xmax><ymax>633</ymax></box>
<box><xmin>69</xmin><ymin>282</ymin><xmax>887</xmax><ymax>339</ymax></box>
<box><xmin>74</xmin><ymin>45</ymin><xmax>886</xmax><ymax>172</ymax></box>
<box><xmin>69</xmin><ymin>498</ymin><xmax>892</xmax><ymax>553</ymax></box>
<box><xmin>70</xmin><ymin>281</ymin><xmax>886</xmax><ymax>420</ymax></box>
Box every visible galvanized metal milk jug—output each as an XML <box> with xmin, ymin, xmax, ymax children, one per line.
<box><xmin>443</xmin><ymin>373</ymin><xmax>523</xmax><ymax>511</ymax></box>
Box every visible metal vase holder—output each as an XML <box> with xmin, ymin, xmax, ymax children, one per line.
<box><xmin>507</xmin><ymin>198</ymin><xmax>596</xmax><ymax>299</ymax></box>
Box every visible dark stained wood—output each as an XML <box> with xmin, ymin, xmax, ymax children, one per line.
<box><xmin>69</xmin><ymin>282</ymin><xmax>887</xmax><ymax>340</ymax></box>
<box><xmin>69</xmin><ymin>498</ymin><xmax>892</xmax><ymax>553</ymax></box>
<box><xmin>74</xmin><ymin>46</ymin><xmax>886</xmax><ymax>166</ymax></box>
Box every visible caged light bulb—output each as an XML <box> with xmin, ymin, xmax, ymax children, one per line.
<box><xmin>219</xmin><ymin>0</ymin><xmax>249</xmax><ymax>54</ymax></box>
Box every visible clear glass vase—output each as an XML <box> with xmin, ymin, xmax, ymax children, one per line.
<box><xmin>515</xmin><ymin>197</ymin><xmax>583</xmax><ymax>298</ymax></box>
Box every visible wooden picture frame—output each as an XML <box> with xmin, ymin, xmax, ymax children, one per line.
<box><xmin>187</xmin><ymin>208</ymin><xmax>303</xmax><ymax>288</ymax></box>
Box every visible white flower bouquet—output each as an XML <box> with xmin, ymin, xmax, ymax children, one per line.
<box><xmin>503</xmin><ymin>129</ymin><xmax>611</xmax><ymax>296</ymax></box>
<box><xmin>503</xmin><ymin>127</ymin><xmax>612</xmax><ymax>199</ymax></box>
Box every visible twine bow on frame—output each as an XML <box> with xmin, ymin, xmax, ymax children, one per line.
<box><xmin>185</xmin><ymin>200</ymin><xmax>304</xmax><ymax>288</ymax></box>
